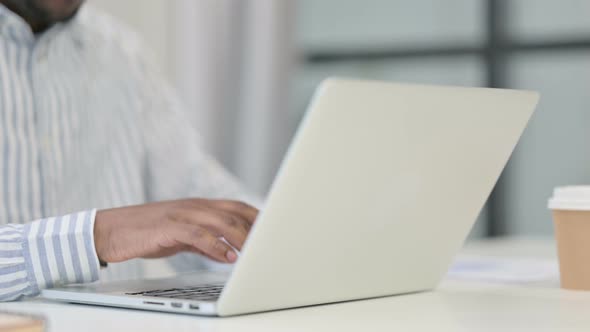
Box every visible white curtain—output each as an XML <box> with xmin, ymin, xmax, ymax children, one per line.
<box><xmin>169</xmin><ymin>0</ymin><xmax>296</xmax><ymax>196</ymax></box>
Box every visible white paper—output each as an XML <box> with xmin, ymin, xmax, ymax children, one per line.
<box><xmin>447</xmin><ymin>256</ymin><xmax>560</xmax><ymax>284</ymax></box>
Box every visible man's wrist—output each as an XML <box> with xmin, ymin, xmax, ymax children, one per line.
<box><xmin>93</xmin><ymin>210</ymin><xmax>109</xmax><ymax>265</ymax></box>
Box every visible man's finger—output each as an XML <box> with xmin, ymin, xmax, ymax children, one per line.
<box><xmin>171</xmin><ymin>224</ymin><xmax>237</xmax><ymax>263</ymax></box>
<box><xmin>176</xmin><ymin>208</ymin><xmax>249</xmax><ymax>250</ymax></box>
<box><xmin>206</xmin><ymin>210</ymin><xmax>250</xmax><ymax>251</ymax></box>
<box><xmin>210</xmin><ymin>200</ymin><xmax>259</xmax><ymax>225</ymax></box>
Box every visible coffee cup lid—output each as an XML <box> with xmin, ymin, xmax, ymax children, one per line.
<box><xmin>548</xmin><ymin>186</ymin><xmax>590</xmax><ymax>211</ymax></box>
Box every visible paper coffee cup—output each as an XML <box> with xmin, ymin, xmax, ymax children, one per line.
<box><xmin>548</xmin><ymin>186</ymin><xmax>590</xmax><ymax>290</ymax></box>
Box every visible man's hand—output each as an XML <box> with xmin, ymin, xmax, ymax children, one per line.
<box><xmin>94</xmin><ymin>199</ymin><xmax>258</xmax><ymax>264</ymax></box>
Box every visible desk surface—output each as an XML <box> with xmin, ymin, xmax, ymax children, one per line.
<box><xmin>3</xmin><ymin>237</ymin><xmax>590</xmax><ymax>332</ymax></box>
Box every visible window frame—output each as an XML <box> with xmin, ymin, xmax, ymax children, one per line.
<box><xmin>300</xmin><ymin>0</ymin><xmax>590</xmax><ymax>236</ymax></box>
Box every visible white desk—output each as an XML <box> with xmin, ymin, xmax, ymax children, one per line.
<box><xmin>2</xmin><ymin>237</ymin><xmax>590</xmax><ymax>332</ymax></box>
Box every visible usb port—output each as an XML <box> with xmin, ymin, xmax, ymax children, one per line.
<box><xmin>170</xmin><ymin>302</ymin><xmax>183</xmax><ymax>308</ymax></box>
<box><xmin>188</xmin><ymin>304</ymin><xmax>200</xmax><ymax>310</ymax></box>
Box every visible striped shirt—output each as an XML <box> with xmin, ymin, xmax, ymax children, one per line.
<box><xmin>0</xmin><ymin>5</ymin><xmax>252</xmax><ymax>301</ymax></box>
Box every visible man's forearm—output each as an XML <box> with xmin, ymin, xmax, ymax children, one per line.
<box><xmin>0</xmin><ymin>198</ymin><xmax>258</xmax><ymax>302</ymax></box>
<box><xmin>0</xmin><ymin>210</ymin><xmax>100</xmax><ymax>301</ymax></box>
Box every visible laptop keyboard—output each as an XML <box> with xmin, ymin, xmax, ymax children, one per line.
<box><xmin>125</xmin><ymin>284</ymin><xmax>224</xmax><ymax>301</ymax></box>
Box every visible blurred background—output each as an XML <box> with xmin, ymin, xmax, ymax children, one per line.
<box><xmin>92</xmin><ymin>0</ymin><xmax>590</xmax><ymax>239</ymax></box>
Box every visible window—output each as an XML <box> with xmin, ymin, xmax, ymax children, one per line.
<box><xmin>292</xmin><ymin>0</ymin><xmax>590</xmax><ymax>237</ymax></box>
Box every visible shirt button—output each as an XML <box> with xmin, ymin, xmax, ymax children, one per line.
<box><xmin>36</xmin><ymin>48</ymin><xmax>48</xmax><ymax>61</ymax></box>
<box><xmin>41</xmin><ymin>136</ymin><xmax>52</xmax><ymax>150</ymax></box>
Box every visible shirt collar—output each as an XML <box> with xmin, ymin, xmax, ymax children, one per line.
<box><xmin>0</xmin><ymin>3</ymin><xmax>35</xmax><ymax>43</ymax></box>
<box><xmin>0</xmin><ymin>3</ymin><xmax>83</xmax><ymax>45</ymax></box>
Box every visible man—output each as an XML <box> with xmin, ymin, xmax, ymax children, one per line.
<box><xmin>0</xmin><ymin>0</ymin><xmax>259</xmax><ymax>301</ymax></box>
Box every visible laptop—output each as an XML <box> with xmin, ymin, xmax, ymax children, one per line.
<box><xmin>42</xmin><ymin>78</ymin><xmax>539</xmax><ymax>316</ymax></box>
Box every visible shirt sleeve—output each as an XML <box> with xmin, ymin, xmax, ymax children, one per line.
<box><xmin>0</xmin><ymin>209</ymin><xmax>100</xmax><ymax>301</ymax></box>
<box><xmin>131</xmin><ymin>38</ymin><xmax>261</xmax><ymax>273</ymax></box>
<box><xmin>135</xmin><ymin>45</ymin><xmax>261</xmax><ymax>207</ymax></box>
